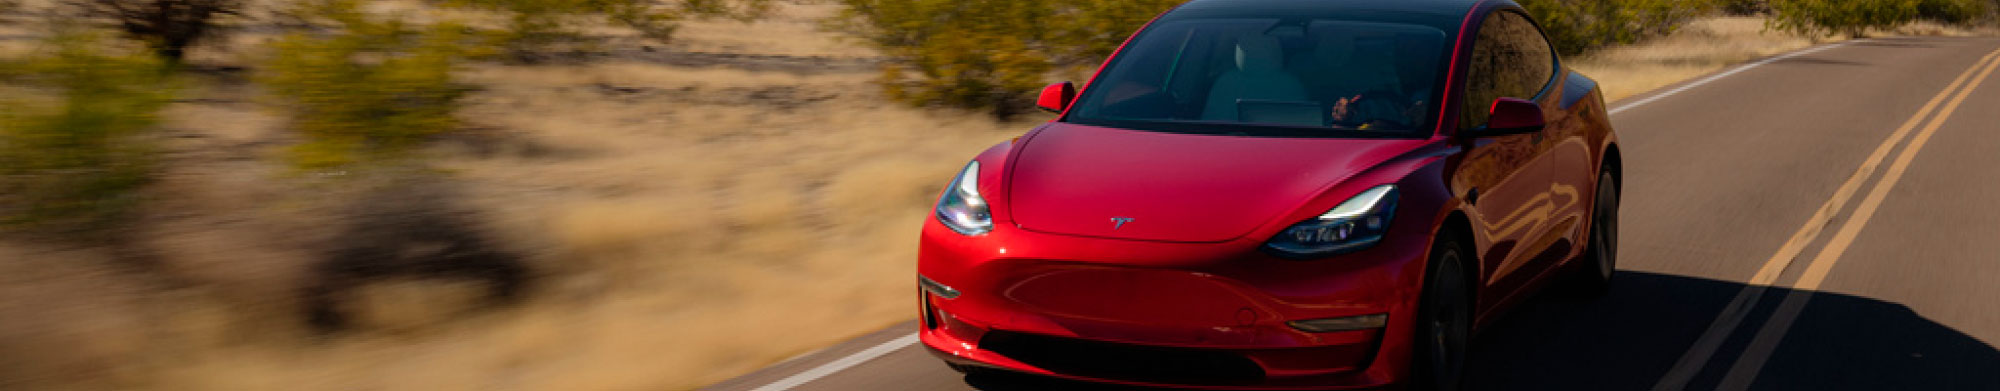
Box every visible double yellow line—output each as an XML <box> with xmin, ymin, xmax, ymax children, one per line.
<box><xmin>1653</xmin><ymin>44</ymin><xmax>2000</xmax><ymax>391</ymax></box>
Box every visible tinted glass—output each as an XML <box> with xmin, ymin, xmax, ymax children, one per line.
<box><xmin>1066</xmin><ymin>18</ymin><xmax>1450</xmax><ymax>137</ymax></box>
<box><xmin>1461</xmin><ymin>11</ymin><xmax>1556</xmax><ymax>129</ymax></box>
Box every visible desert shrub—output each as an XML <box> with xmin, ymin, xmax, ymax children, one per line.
<box><xmin>831</xmin><ymin>0</ymin><xmax>1179</xmax><ymax>119</ymax></box>
<box><xmin>1721</xmin><ymin>0</ymin><xmax>1771</xmax><ymax>15</ymax></box>
<box><xmin>1045</xmin><ymin>0</ymin><xmax>1188</xmax><ymax>64</ymax></box>
<box><xmin>1913</xmin><ymin>0</ymin><xmax>1989</xmax><ymax>24</ymax></box>
<box><xmin>261</xmin><ymin>0</ymin><xmax>474</xmax><ymax>169</ymax></box>
<box><xmin>1521</xmin><ymin>0</ymin><xmax>1721</xmax><ymax>55</ymax></box>
<box><xmin>304</xmin><ymin>174</ymin><xmax>528</xmax><ymax>332</ymax></box>
<box><xmin>440</xmin><ymin>0</ymin><xmax>773</xmax><ymax>60</ymax></box>
<box><xmin>65</xmin><ymin>0</ymin><xmax>243</xmax><ymax>62</ymax></box>
<box><xmin>0</xmin><ymin>31</ymin><xmax>172</xmax><ymax>236</ymax></box>
<box><xmin>1769</xmin><ymin>0</ymin><xmax>1987</xmax><ymax>37</ymax></box>
<box><xmin>839</xmin><ymin>0</ymin><xmax>1731</xmax><ymax>117</ymax></box>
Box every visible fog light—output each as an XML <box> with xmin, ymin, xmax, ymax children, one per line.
<box><xmin>919</xmin><ymin>275</ymin><xmax>960</xmax><ymax>300</ymax></box>
<box><xmin>1288</xmin><ymin>314</ymin><xmax>1388</xmax><ymax>333</ymax></box>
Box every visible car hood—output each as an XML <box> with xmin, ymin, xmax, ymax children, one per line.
<box><xmin>1006</xmin><ymin>123</ymin><xmax>1430</xmax><ymax>243</ymax></box>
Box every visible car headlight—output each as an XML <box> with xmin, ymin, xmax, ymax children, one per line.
<box><xmin>935</xmin><ymin>161</ymin><xmax>993</xmax><ymax>235</ymax></box>
<box><xmin>1264</xmin><ymin>185</ymin><xmax>1398</xmax><ymax>259</ymax></box>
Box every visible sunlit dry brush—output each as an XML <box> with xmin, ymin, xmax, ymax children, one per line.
<box><xmin>1565</xmin><ymin>17</ymin><xmax>1823</xmax><ymax>102</ymax></box>
<box><xmin>1569</xmin><ymin>16</ymin><xmax>1995</xmax><ymax>102</ymax></box>
<box><xmin>415</xmin><ymin>19</ymin><xmax>1033</xmax><ymax>382</ymax></box>
<box><xmin>441</xmin><ymin>0</ymin><xmax>773</xmax><ymax>62</ymax></box>
<box><xmin>2</xmin><ymin>1</ymin><xmax>1029</xmax><ymax>390</ymax></box>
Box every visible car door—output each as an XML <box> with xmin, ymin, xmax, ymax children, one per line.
<box><xmin>1543</xmin><ymin>75</ymin><xmax>1605</xmax><ymax>269</ymax></box>
<box><xmin>1453</xmin><ymin>9</ymin><xmax>1563</xmax><ymax>313</ymax></box>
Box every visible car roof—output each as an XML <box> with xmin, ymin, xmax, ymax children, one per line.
<box><xmin>1164</xmin><ymin>0</ymin><xmax>1495</xmax><ymax>33</ymax></box>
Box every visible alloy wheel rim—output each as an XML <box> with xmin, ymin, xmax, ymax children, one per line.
<box><xmin>1430</xmin><ymin>252</ymin><xmax>1468</xmax><ymax>384</ymax></box>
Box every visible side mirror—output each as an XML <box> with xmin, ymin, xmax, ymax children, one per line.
<box><xmin>1468</xmin><ymin>97</ymin><xmax>1545</xmax><ymax>137</ymax></box>
<box><xmin>1037</xmin><ymin>82</ymin><xmax>1076</xmax><ymax>114</ymax></box>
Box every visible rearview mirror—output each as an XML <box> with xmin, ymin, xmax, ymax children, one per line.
<box><xmin>1466</xmin><ymin>97</ymin><xmax>1545</xmax><ymax>137</ymax></box>
<box><xmin>1037</xmin><ymin>82</ymin><xmax>1076</xmax><ymax>114</ymax></box>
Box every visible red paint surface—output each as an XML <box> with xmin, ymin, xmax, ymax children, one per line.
<box><xmin>916</xmin><ymin>0</ymin><xmax>1622</xmax><ymax>389</ymax></box>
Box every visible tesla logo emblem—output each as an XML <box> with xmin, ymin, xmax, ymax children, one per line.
<box><xmin>1111</xmin><ymin>217</ymin><xmax>1135</xmax><ymax>229</ymax></box>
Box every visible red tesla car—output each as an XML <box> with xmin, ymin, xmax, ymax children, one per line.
<box><xmin>917</xmin><ymin>0</ymin><xmax>1620</xmax><ymax>389</ymax></box>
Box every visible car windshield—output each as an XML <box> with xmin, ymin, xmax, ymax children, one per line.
<box><xmin>1066</xmin><ymin>18</ymin><xmax>1449</xmax><ymax>138</ymax></box>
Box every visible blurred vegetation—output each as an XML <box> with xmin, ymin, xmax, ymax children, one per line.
<box><xmin>1767</xmin><ymin>0</ymin><xmax>1988</xmax><ymax>37</ymax></box>
<box><xmin>66</xmin><ymin>0</ymin><xmax>244</xmax><ymax>62</ymax></box>
<box><xmin>1721</xmin><ymin>0</ymin><xmax>1773</xmax><ymax>15</ymax></box>
<box><xmin>439</xmin><ymin>0</ymin><xmax>773</xmax><ymax>61</ymax></box>
<box><xmin>830</xmin><ymin>0</ymin><xmax>1181</xmax><ymax>120</ymax></box>
<box><xmin>1521</xmin><ymin>0</ymin><xmax>1722</xmax><ymax>55</ymax></box>
<box><xmin>261</xmin><ymin>0</ymin><xmax>475</xmax><ymax>170</ymax></box>
<box><xmin>0</xmin><ymin>31</ymin><xmax>172</xmax><ymax>237</ymax></box>
<box><xmin>835</xmin><ymin>0</ymin><xmax>1740</xmax><ymax>117</ymax></box>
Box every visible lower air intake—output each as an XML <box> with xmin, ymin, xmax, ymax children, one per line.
<box><xmin>979</xmin><ymin>331</ymin><xmax>1265</xmax><ymax>386</ymax></box>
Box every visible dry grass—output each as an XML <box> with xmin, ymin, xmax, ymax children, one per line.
<box><xmin>0</xmin><ymin>4</ymin><xmax>1991</xmax><ymax>391</ymax></box>
<box><xmin>1569</xmin><ymin>17</ymin><xmax>1824</xmax><ymax>102</ymax></box>
<box><xmin>2</xmin><ymin>3</ymin><xmax>1024</xmax><ymax>391</ymax></box>
<box><xmin>1571</xmin><ymin>17</ymin><xmax>1996</xmax><ymax>102</ymax></box>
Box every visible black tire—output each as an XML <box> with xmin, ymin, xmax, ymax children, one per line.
<box><xmin>1411</xmin><ymin>232</ymin><xmax>1473</xmax><ymax>391</ymax></box>
<box><xmin>1573</xmin><ymin>170</ymin><xmax>1619</xmax><ymax>295</ymax></box>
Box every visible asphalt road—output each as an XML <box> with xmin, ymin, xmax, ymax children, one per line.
<box><xmin>707</xmin><ymin>36</ymin><xmax>2000</xmax><ymax>391</ymax></box>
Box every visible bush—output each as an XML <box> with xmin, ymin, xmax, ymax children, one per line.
<box><xmin>440</xmin><ymin>0</ymin><xmax>773</xmax><ymax>60</ymax></box>
<box><xmin>1521</xmin><ymin>0</ymin><xmax>1720</xmax><ymax>55</ymax></box>
<box><xmin>1721</xmin><ymin>0</ymin><xmax>1771</xmax><ymax>15</ymax></box>
<box><xmin>832</xmin><ymin>0</ymin><xmax>1179</xmax><ymax>119</ymax></box>
<box><xmin>261</xmin><ymin>0</ymin><xmax>474</xmax><ymax>170</ymax></box>
<box><xmin>1769</xmin><ymin>0</ymin><xmax>1988</xmax><ymax>37</ymax></box>
<box><xmin>0</xmin><ymin>31</ymin><xmax>172</xmax><ymax>236</ymax></box>
<box><xmin>839</xmin><ymin>0</ymin><xmax>1728</xmax><ymax>117</ymax></box>
<box><xmin>67</xmin><ymin>0</ymin><xmax>244</xmax><ymax>62</ymax></box>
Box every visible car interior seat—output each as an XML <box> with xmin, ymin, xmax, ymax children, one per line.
<box><xmin>1203</xmin><ymin>35</ymin><xmax>1310</xmax><ymax>122</ymax></box>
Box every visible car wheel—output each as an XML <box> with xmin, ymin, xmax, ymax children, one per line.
<box><xmin>1573</xmin><ymin>170</ymin><xmax>1619</xmax><ymax>295</ymax></box>
<box><xmin>1412</xmin><ymin>232</ymin><xmax>1472</xmax><ymax>391</ymax></box>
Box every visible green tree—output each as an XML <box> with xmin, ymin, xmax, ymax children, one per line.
<box><xmin>0</xmin><ymin>31</ymin><xmax>172</xmax><ymax>235</ymax></box>
<box><xmin>261</xmin><ymin>0</ymin><xmax>474</xmax><ymax>169</ymax></box>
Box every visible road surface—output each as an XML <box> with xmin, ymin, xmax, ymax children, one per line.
<box><xmin>707</xmin><ymin>36</ymin><xmax>2000</xmax><ymax>391</ymax></box>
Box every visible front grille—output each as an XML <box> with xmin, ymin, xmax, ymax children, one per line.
<box><xmin>980</xmin><ymin>331</ymin><xmax>1265</xmax><ymax>385</ymax></box>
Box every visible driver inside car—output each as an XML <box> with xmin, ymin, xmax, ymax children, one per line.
<box><xmin>1291</xmin><ymin>30</ymin><xmax>1424</xmax><ymax>129</ymax></box>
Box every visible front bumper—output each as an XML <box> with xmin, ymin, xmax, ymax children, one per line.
<box><xmin>915</xmin><ymin>216</ymin><xmax>1436</xmax><ymax>390</ymax></box>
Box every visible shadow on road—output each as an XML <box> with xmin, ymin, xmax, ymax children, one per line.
<box><xmin>1851</xmin><ymin>39</ymin><xmax>1943</xmax><ymax>49</ymax></box>
<box><xmin>1768</xmin><ymin>56</ymin><xmax>1869</xmax><ymax>67</ymax></box>
<box><xmin>962</xmin><ymin>271</ymin><xmax>2000</xmax><ymax>390</ymax></box>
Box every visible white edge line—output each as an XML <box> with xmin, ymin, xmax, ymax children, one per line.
<box><xmin>746</xmin><ymin>37</ymin><xmax>1871</xmax><ymax>391</ymax></box>
<box><xmin>1610</xmin><ymin>41</ymin><xmax>1859</xmax><ymax>115</ymax></box>
<box><xmin>750</xmin><ymin>333</ymin><xmax>920</xmax><ymax>391</ymax></box>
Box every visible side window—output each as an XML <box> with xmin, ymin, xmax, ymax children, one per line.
<box><xmin>1460</xmin><ymin>11</ymin><xmax>1557</xmax><ymax>129</ymax></box>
